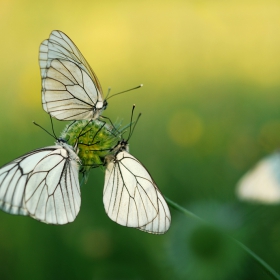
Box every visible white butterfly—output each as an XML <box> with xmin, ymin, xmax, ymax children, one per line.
<box><xmin>39</xmin><ymin>30</ymin><xmax>107</xmax><ymax>121</ymax></box>
<box><xmin>236</xmin><ymin>152</ymin><xmax>280</xmax><ymax>204</ymax></box>
<box><xmin>104</xmin><ymin>139</ymin><xmax>171</xmax><ymax>234</ymax></box>
<box><xmin>0</xmin><ymin>140</ymin><xmax>81</xmax><ymax>224</ymax></box>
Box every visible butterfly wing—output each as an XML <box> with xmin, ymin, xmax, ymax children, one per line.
<box><xmin>0</xmin><ymin>145</ymin><xmax>81</xmax><ymax>225</ymax></box>
<box><xmin>104</xmin><ymin>151</ymin><xmax>171</xmax><ymax>233</ymax></box>
<box><xmin>39</xmin><ymin>30</ymin><xmax>104</xmax><ymax>121</ymax></box>
<box><xmin>25</xmin><ymin>145</ymin><xmax>81</xmax><ymax>224</ymax></box>
<box><xmin>39</xmin><ymin>30</ymin><xmax>101</xmax><ymax>85</ymax></box>
<box><xmin>0</xmin><ymin>147</ymin><xmax>59</xmax><ymax>216</ymax></box>
<box><xmin>137</xmin><ymin>189</ymin><xmax>171</xmax><ymax>234</ymax></box>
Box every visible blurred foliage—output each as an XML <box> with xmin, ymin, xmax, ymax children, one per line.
<box><xmin>166</xmin><ymin>201</ymin><xmax>248</xmax><ymax>280</ymax></box>
<box><xmin>0</xmin><ymin>0</ymin><xmax>280</xmax><ymax>279</ymax></box>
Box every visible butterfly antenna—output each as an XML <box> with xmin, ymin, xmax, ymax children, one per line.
<box><xmin>33</xmin><ymin>121</ymin><xmax>56</xmax><ymax>140</ymax></box>
<box><xmin>127</xmin><ymin>104</ymin><xmax>135</xmax><ymax>139</ymax></box>
<box><xmin>129</xmin><ymin>113</ymin><xmax>141</xmax><ymax>141</ymax></box>
<box><xmin>127</xmin><ymin>104</ymin><xmax>141</xmax><ymax>142</ymax></box>
<box><xmin>49</xmin><ymin>115</ymin><xmax>58</xmax><ymax>139</ymax></box>
<box><xmin>106</xmin><ymin>84</ymin><xmax>143</xmax><ymax>101</ymax></box>
<box><xmin>104</xmin><ymin>87</ymin><xmax>111</xmax><ymax>100</ymax></box>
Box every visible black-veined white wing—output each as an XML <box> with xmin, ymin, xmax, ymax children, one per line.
<box><xmin>39</xmin><ymin>30</ymin><xmax>106</xmax><ymax>121</ymax></box>
<box><xmin>104</xmin><ymin>150</ymin><xmax>171</xmax><ymax>234</ymax></box>
<box><xmin>137</xmin><ymin>188</ymin><xmax>171</xmax><ymax>234</ymax></box>
<box><xmin>0</xmin><ymin>147</ymin><xmax>55</xmax><ymax>216</ymax></box>
<box><xmin>39</xmin><ymin>30</ymin><xmax>99</xmax><ymax>81</ymax></box>
<box><xmin>0</xmin><ymin>142</ymin><xmax>81</xmax><ymax>224</ymax></box>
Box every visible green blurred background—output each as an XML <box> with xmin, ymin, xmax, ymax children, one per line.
<box><xmin>1</xmin><ymin>0</ymin><xmax>280</xmax><ymax>279</ymax></box>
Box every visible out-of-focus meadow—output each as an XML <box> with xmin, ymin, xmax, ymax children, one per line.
<box><xmin>1</xmin><ymin>0</ymin><xmax>280</xmax><ymax>279</ymax></box>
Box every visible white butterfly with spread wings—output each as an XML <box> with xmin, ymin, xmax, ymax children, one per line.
<box><xmin>39</xmin><ymin>30</ymin><xmax>107</xmax><ymax>121</ymax></box>
<box><xmin>0</xmin><ymin>141</ymin><xmax>81</xmax><ymax>224</ymax></box>
<box><xmin>104</xmin><ymin>140</ymin><xmax>171</xmax><ymax>234</ymax></box>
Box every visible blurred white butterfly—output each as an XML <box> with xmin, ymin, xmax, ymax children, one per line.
<box><xmin>236</xmin><ymin>152</ymin><xmax>280</xmax><ymax>204</ymax></box>
<box><xmin>103</xmin><ymin>111</ymin><xmax>171</xmax><ymax>234</ymax></box>
<box><xmin>39</xmin><ymin>30</ymin><xmax>107</xmax><ymax>121</ymax></box>
<box><xmin>0</xmin><ymin>140</ymin><xmax>81</xmax><ymax>224</ymax></box>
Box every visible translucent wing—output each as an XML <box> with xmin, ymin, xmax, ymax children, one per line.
<box><xmin>0</xmin><ymin>144</ymin><xmax>81</xmax><ymax>225</ymax></box>
<box><xmin>39</xmin><ymin>30</ymin><xmax>105</xmax><ymax>121</ymax></box>
<box><xmin>138</xmin><ymin>189</ymin><xmax>171</xmax><ymax>234</ymax></box>
<box><xmin>42</xmin><ymin>59</ymin><xmax>104</xmax><ymax>120</ymax></box>
<box><xmin>104</xmin><ymin>151</ymin><xmax>171</xmax><ymax>234</ymax></box>
<box><xmin>25</xmin><ymin>144</ymin><xmax>81</xmax><ymax>224</ymax></box>
<box><xmin>0</xmin><ymin>147</ymin><xmax>57</xmax><ymax>216</ymax></box>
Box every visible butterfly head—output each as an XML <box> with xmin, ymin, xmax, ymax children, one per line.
<box><xmin>110</xmin><ymin>139</ymin><xmax>129</xmax><ymax>154</ymax></box>
<box><xmin>57</xmin><ymin>141</ymin><xmax>81</xmax><ymax>163</ymax></box>
<box><xmin>103</xmin><ymin>99</ymin><xmax>108</xmax><ymax>110</ymax></box>
<box><xmin>56</xmin><ymin>137</ymin><xmax>67</xmax><ymax>144</ymax></box>
<box><xmin>96</xmin><ymin>100</ymin><xmax>106</xmax><ymax>110</ymax></box>
<box><xmin>104</xmin><ymin>139</ymin><xmax>128</xmax><ymax>166</ymax></box>
<box><xmin>119</xmin><ymin>139</ymin><xmax>129</xmax><ymax>152</ymax></box>
<box><xmin>94</xmin><ymin>100</ymin><xmax>108</xmax><ymax>119</ymax></box>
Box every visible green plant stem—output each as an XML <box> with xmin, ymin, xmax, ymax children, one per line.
<box><xmin>232</xmin><ymin>238</ymin><xmax>280</xmax><ymax>280</ymax></box>
<box><xmin>165</xmin><ymin>196</ymin><xmax>280</xmax><ymax>280</ymax></box>
<box><xmin>165</xmin><ymin>197</ymin><xmax>205</xmax><ymax>223</ymax></box>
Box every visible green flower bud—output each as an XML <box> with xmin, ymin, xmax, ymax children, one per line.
<box><xmin>60</xmin><ymin>120</ymin><xmax>122</xmax><ymax>182</ymax></box>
